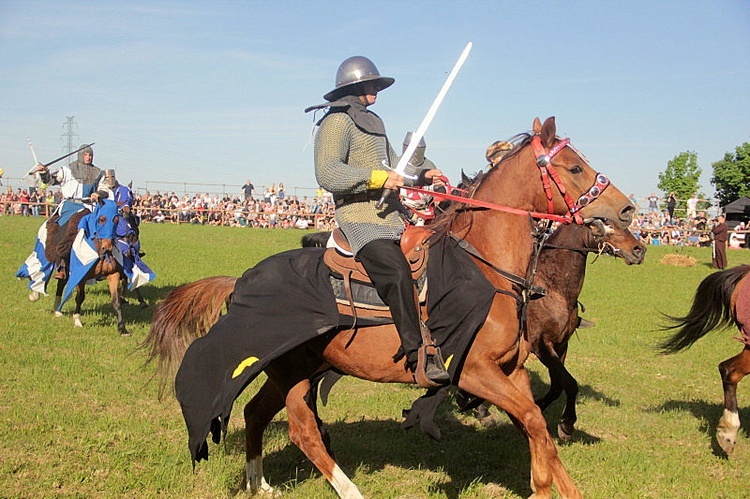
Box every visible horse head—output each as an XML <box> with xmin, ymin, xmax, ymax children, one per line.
<box><xmin>584</xmin><ymin>219</ymin><xmax>646</xmax><ymax>265</ymax></box>
<box><xmin>85</xmin><ymin>199</ymin><xmax>120</xmax><ymax>272</ymax></box>
<box><xmin>480</xmin><ymin>117</ymin><xmax>634</xmax><ymax>230</ymax></box>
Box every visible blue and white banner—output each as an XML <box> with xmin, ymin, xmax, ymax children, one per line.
<box><xmin>114</xmin><ymin>239</ymin><xmax>156</xmax><ymax>290</ymax></box>
<box><xmin>16</xmin><ymin>221</ymin><xmax>53</xmax><ymax>295</ymax></box>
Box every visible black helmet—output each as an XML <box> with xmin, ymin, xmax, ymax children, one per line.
<box><xmin>324</xmin><ymin>56</ymin><xmax>395</xmax><ymax>101</ymax></box>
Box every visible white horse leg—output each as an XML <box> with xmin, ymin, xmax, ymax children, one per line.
<box><xmin>330</xmin><ymin>464</ymin><xmax>363</xmax><ymax>499</ymax></box>
<box><xmin>717</xmin><ymin>408</ymin><xmax>740</xmax><ymax>455</ymax></box>
<box><xmin>246</xmin><ymin>456</ymin><xmax>274</xmax><ymax>495</ymax></box>
<box><xmin>73</xmin><ymin>313</ymin><xmax>83</xmax><ymax>328</ymax></box>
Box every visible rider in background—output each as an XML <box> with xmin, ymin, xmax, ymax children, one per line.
<box><xmin>307</xmin><ymin>55</ymin><xmax>450</xmax><ymax>386</ymax></box>
<box><xmin>98</xmin><ymin>169</ymin><xmax>144</xmax><ymax>256</ymax></box>
<box><xmin>30</xmin><ymin>144</ymin><xmax>105</xmax><ymax>279</ymax></box>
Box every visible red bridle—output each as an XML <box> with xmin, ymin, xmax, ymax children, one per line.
<box><xmin>530</xmin><ymin>135</ymin><xmax>610</xmax><ymax>224</ymax></box>
<box><xmin>404</xmin><ymin>134</ymin><xmax>611</xmax><ymax>225</ymax></box>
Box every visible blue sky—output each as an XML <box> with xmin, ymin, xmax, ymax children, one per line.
<box><xmin>1</xmin><ymin>1</ymin><xmax>748</xmax><ymax>202</ymax></box>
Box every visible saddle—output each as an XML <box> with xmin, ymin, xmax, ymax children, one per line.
<box><xmin>323</xmin><ymin>226</ymin><xmax>433</xmax><ymax>286</ymax></box>
<box><xmin>323</xmin><ymin>227</ymin><xmax>447</xmax><ymax>389</ymax></box>
<box><xmin>45</xmin><ymin>210</ymin><xmax>90</xmax><ymax>264</ymax></box>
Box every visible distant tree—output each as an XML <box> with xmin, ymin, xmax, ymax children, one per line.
<box><xmin>657</xmin><ymin>151</ymin><xmax>705</xmax><ymax>212</ymax></box>
<box><xmin>711</xmin><ymin>142</ymin><xmax>750</xmax><ymax>206</ymax></box>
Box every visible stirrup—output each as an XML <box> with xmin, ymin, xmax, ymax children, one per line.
<box><xmin>414</xmin><ymin>343</ymin><xmax>450</xmax><ymax>388</ymax></box>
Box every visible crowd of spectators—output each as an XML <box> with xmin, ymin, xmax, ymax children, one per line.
<box><xmin>629</xmin><ymin>199</ymin><xmax>747</xmax><ymax>249</ymax></box>
<box><xmin>130</xmin><ymin>188</ymin><xmax>337</xmax><ymax>231</ymax></box>
<box><xmin>2</xmin><ymin>184</ymin><xmax>748</xmax><ymax>248</ymax></box>
<box><xmin>1</xmin><ymin>186</ymin><xmax>59</xmax><ymax>218</ymax></box>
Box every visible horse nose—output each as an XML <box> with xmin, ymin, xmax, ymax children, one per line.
<box><xmin>99</xmin><ymin>238</ymin><xmax>115</xmax><ymax>253</ymax></box>
<box><xmin>632</xmin><ymin>243</ymin><xmax>646</xmax><ymax>263</ymax></box>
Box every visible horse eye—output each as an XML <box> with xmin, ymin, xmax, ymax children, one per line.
<box><xmin>569</xmin><ymin>165</ymin><xmax>583</xmax><ymax>174</ymax></box>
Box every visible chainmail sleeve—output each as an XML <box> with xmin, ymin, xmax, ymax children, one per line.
<box><xmin>314</xmin><ymin>113</ymin><xmax>372</xmax><ymax>196</ymax></box>
<box><xmin>314</xmin><ymin>112</ymin><xmax>406</xmax><ymax>255</ymax></box>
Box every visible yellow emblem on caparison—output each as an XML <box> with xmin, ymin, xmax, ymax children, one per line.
<box><xmin>444</xmin><ymin>354</ymin><xmax>453</xmax><ymax>369</ymax></box>
<box><xmin>232</xmin><ymin>356</ymin><xmax>260</xmax><ymax>379</ymax></box>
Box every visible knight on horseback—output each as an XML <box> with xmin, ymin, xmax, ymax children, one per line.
<box><xmin>306</xmin><ymin>56</ymin><xmax>450</xmax><ymax>386</ymax></box>
<box><xmin>29</xmin><ymin>144</ymin><xmax>105</xmax><ymax>279</ymax></box>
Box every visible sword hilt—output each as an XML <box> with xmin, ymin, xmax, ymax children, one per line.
<box><xmin>376</xmin><ymin>188</ymin><xmax>393</xmax><ymax>209</ymax></box>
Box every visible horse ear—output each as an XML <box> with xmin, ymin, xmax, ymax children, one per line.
<box><xmin>541</xmin><ymin>116</ymin><xmax>557</xmax><ymax>148</ymax></box>
<box><xmin>532</xmin><ymin>117</ymin><xmax>542</xmax><ymax>134</ymax></box>
<box><xmin>461</xmin><ymin>169</ymin><xmax>471</xmax><ymax>185</ymax></box>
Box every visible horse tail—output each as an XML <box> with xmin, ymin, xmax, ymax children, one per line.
<box><xmin>658</xmin><ymin>265</ymin><xmax>750</xmax><ymax>354</ymax></box>
<box><xmin>141</xmin><ymin>275</ymin><xmax>237</xmax><ymax>399</ymax></box>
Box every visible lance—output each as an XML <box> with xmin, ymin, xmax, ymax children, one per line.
<box><xmin>27</xmin><ymin>138</ymin><xmax>40</xmax><ymax>166</ymax></box>
<box><xmin>376</xmin><ymin>42</ymin><xmax>472</xmax><ymax>208</ymax></box>
<box><xmin>27</xmin><ymin>143</ymin><xmax>95</xmax><ymax>175</ymax></box>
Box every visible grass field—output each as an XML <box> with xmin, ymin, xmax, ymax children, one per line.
<box><xmin>2</xmin><ymin>215</ymin><xmax>750</xmax><ymax>498</ymax></box>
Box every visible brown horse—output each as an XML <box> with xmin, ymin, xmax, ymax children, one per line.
<box><xmin>302</xmin><ymin>200</ymin><xmax>647</xmax><ymax>442</ymax></box>
<box><xmin>527</xmin><ymin>220</ymin><xmax>644</xmax><ymax>439</ymax></box>
<box><xmin>144</xmin><ymin>117</ymin><xmax>634</xmax><ymax>498</ymax></box>
<box><xmin>659</xmin><ymin>264</ymin><xmax>750</xmax><ymax>455</ymax></box>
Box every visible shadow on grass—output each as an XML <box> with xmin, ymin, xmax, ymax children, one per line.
<box><xmin>220</xmin><ymin>414</ymin><xmax>535</xmax><ymax>498</ymax></box>
<box><xmin>648</xmin><ymin>398</ymin><xmax>750</xmax><ymax>458</ymax></box>
<box><xmin>44</xmin><ymin>282</ymin><xmax>179</xmax><ymax>332</ymax></box>
<box><xmin>207</xmin><ymin>371</ymin><xmax>613</xmax><ymax>498</ymax></box>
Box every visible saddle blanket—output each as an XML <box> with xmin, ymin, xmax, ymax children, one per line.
<box><xmin>175</xmin><ymin>237</ymin><xmax>496</xmax><ymax>463</ymax></box>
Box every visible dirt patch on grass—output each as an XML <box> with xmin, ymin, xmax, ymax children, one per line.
<box><xmin>660</xmin><ymin>254</ymin><xmax>697</xmax><ymax>266</ymax></box>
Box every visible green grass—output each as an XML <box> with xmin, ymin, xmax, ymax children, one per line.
<box><xmin>2</xmin><ymin>215</ymin><xmax>750</xmax><ymax>498</ymax></box>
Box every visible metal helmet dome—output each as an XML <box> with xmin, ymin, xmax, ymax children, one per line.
<box><xmin>323</xmin><ymin>56</ymin><xmax>395</xmax><ymax>101</ymax></box>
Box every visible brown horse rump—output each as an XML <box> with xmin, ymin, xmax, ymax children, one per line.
<box><xmin>44</xmin><ymin>210</ymin><xmax>90</xmax><ymax>263</ymax></box>
<box><xmin>175</xmin><ymin>237</ymin><xmax>496</xmax><ymax>462</ymax></box>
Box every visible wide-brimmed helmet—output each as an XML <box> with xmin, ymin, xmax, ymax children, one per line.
<box><xmin>324</xmin><ymin>56</ymin><xmax>395</xmax><ymax>101</ymax></box>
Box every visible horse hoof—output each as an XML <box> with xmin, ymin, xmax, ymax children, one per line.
<box><xmin>717</xmin><ymin>429</ymin><xmax>737</xmax><ymax>455</ymax></box>
<box><xmin>28</xmin><ymin>291</ymin><xmax>40</xmax><ymax>302</ymax></box>
<box><xmin>54</xmin><ymin>311</ymin><xmax>63</xmax><ymax>318</ymax></box>
<box><xmin>73</xmin><ymin>314</ymin><xmax>83</xmax><ymax>328</ymax></box>
<box><xmin>247</xmin><ymin>480</ymin><xmax>275</xmax><ymax>496</ymax></box>
<box><xmin>717</xmin><ymin>409</ymin><xmax>740</xmax><ymax>455</ymax></box>
<box><xmin>558</xmin><ymin>422</ymin><xmax>575</xmax><ymax>441</ymax></box>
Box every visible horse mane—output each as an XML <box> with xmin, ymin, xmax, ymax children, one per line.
<box><xmin>430</xmin><ymin>133</ymin><xmax>532</xmax><ymax>238</ymax></box>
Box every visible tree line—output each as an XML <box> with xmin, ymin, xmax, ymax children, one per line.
<box><xmin>658</xmin><ymin>142</ymin><xmax>750</xmax><ymax>209</ymax></box>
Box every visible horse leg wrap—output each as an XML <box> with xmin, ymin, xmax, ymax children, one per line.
<box><xmin>245</xmin><ymin>457</ymin><xmax>274</xmax><ymax>494</ymax></box>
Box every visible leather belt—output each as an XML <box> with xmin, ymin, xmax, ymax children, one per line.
<box><xmin>335</xmin><ymin>191</ymin><xmax>382</xmax><ymax>207</ymax></box>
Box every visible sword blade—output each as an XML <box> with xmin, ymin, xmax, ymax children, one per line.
<box><xmin>394</xmin><ymin>42</ymin><xmax>472</xmax><ymax>175</ymax></box>
<box><xmin>377</xmin><ymin>42</ymin><xmax>472</xmax><ymax>208</ymax></box>
<box><xmin>43</xmin><ymin>143</ymin><xmax>95</xmax><ymax>168</ymax></box>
